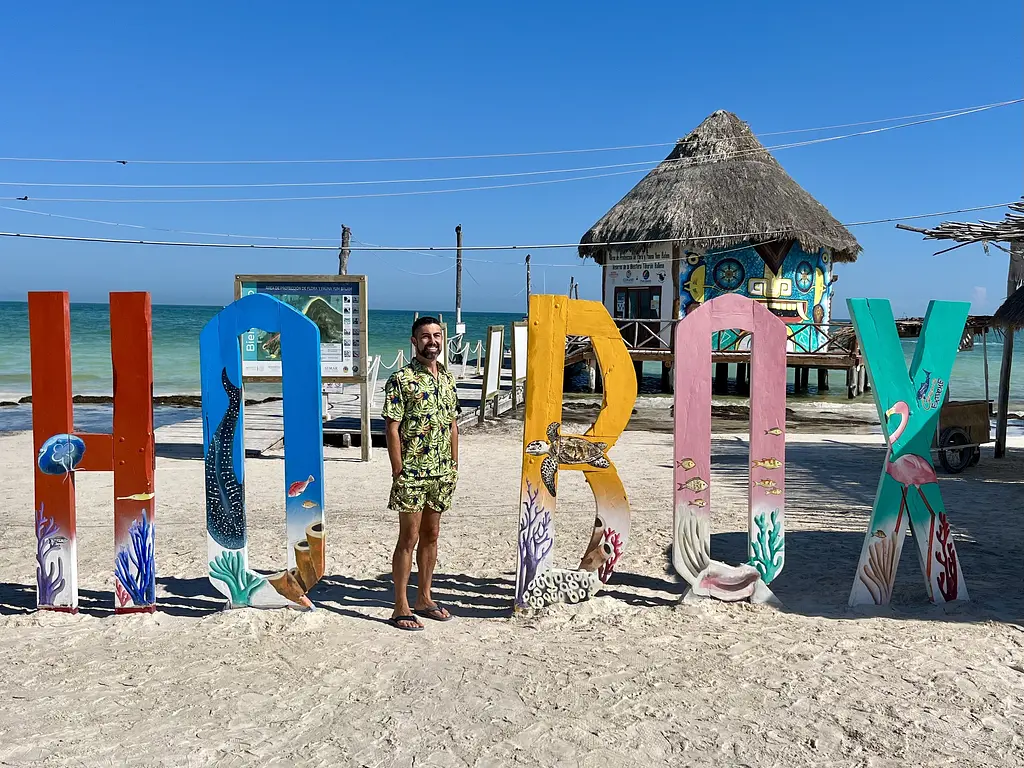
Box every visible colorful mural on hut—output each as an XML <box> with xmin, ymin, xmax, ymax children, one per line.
<box><xmin>676</xmin><ymin>242</ymin><xmax>835</xmax><ymax>348</ymax></box>
<box><xmin>200</xmin><ymin>293</ymin><xmax>326</xmax><ymax>611</ymax></box>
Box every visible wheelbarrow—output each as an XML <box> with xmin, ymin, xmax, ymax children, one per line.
<box><xmin>932</xmin><ymin>399</ymin><xmax>991</xmax><ymax>474</ymax></box>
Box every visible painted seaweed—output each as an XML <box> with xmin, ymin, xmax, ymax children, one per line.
<box><xmin>934</xmin><ymin>512</ymin><xmax>959</xmax><ymax>601</ymax></box>
<box><xmin>114</xmin><ymin>509</ymin><xmax>155</xmax><ymax>606</ymax></box>
<box><xmin>748</xmin><ymin>509</ymin><xmax>784</xmax><ymax>583</ymax></box>
<box><xmin>209</xmin><ymin>550</ymin><xmax>265</xmax><ymax>607</ymax></box>
<box><xmin>35</xmin><ymin>503</ymin><xmax>65</xmax><ymax>605</ymax></box>
<box><xmin>205</xmin><ymin>368</ymin><xmax>247</xmax><ymax>550</ymax></box>
<box><xmin>516</xmin><ymin>482</ymin><xmax>553</xmax><ymax>607</ymax></box>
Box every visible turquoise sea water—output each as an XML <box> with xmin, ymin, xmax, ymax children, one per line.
<box><xmin>0</xmin><ymin>300</ymin><xmax>1022</xmax><ymax>432</ymax></box>
<box><xmin>0</xmin><ymin>301</ymin><xmax>524</xmax><ymax>399</ymax></box>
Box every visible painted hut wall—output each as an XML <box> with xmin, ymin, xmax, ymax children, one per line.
<box><xmin>701</xmin><ymin>242</ymin><xmax>834</xmax><ymax>352</ymax></box>
<box><xmin>600</xmin><ymin>242</ymin><xmax>834</xmax><ymax>354</ymax></box>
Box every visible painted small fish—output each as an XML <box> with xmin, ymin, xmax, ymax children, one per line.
<box><xmin>764</xmin><ymin>427</ymin><xmax>783</xmax><ymax>437</ymax></box>
<box><xmin>916</xmin><ymin>370</ymin><xmax>932</xmax><ymax>403</ymax></box>
<box><xmin>676</xmin><ymin>458</ymin><xmax>696</xmax><ymax>470</ymax></box>
<box><xmin>301</xmin><ymin>500</ymin><xmax>319</xmax><ymax>509</ymax></box>
<box><xmin>752</xmin><ymin>458</ymin><xmax>783</xmax><ymax>470</ymax></box>
<box><xmin>754</xmin><ymin>479</ymin><xmax>777</xmax><ymax>489</ymax></box>
<box><xmin>765</xmin><ymin>488</ymin><xmax>782</xmax><ymax>495</ymax></box>
<box><xmin>288</xmin><ymin>474</ymin><xmax>316</xmax><ymax>497</ymax></box>
<box><xmin>116</xmin><ymin>492</ymin><xmax>155</xmax><ymax>501</ymax></box>
<box><xmin>873</xmin><ymin>529</ymin><xmax>887</xmax><ymax>539</ymax></box>
<box><xmin>683</xmin><ymin>477</ymin><xmax>708</xmax><ymax>493</ymax></box>
<box><xmin>688</xmin><ymin>499</ymin><xmax>707</xmax><ymax>508</ymax></box>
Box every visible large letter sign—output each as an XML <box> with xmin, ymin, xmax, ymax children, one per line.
<box><xmin>200</xmin><ymin>294</ymin><xmax>326</xmax><ymax>610</ymax></box>
<box><xmin>29</xmin><ymin>291</ymin><xmax>156</xmax><ymax>614</ymax></box>
<box><xmin>673</xmin><ymin>293</ymin><xmax>788</xmax><ymax>603</ymax></box>
<box><xmin>515</xmin><ymin>295</ymin><xmax>637</xmax><ymax>610</ymax></box>
<box><xmin>848</xmin><ymin>298</ymin><xmax>969</xmax><ymax>606</ymax></box>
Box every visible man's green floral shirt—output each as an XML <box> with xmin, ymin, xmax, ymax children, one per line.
<box><xmin>383</xmin><ymin>359</ymin><xmax>461</xmax><ymax>478</ymax></box>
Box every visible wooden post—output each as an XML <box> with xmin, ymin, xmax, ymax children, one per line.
<box><xmin>338</xmin><ymin>225</ymin><xmax>351</xmax><ymax>275</ymax></box>
<box><xmin>359</xmin><ymin>379</ymin><xmax>372</xmax><ymax>461</ymax></box>
<box><xmin>736</xmin><ymin>362</ymin><xmax>748</xmax><ymax>394</ymax></box>
<box><xmin>817</xmin><ymin>368</ymin><xmax>829</xmax><ymax>392</ymax></box>
<box><xmin>982</xmin><ymin>329</ymin><xmax>991</xmax><ymax>412</ymax></box>
<box><xmin>846</xmin><ymin>366</ymin><xmax>855</xmax><ymax>399</ymax></box>
<box><xmin>995</xmin><ymin>240</ymin><xmax>1023</xmax><ymax>458</ymax></box>
<box><xmin>714</xmin><ymin>363</ymin><xmax>729</xmax><ymax>394</ymax></box>
<box><xmin>671</xmin><ymin>243</ymin><xmax>682</xmax><ymax>320</ymax></box>
<box><xmin>455</xmin><ymin>225</ymin><xmax>463</xmax><ymax>329</ymax></box>
<box><xmin>525</xmin><ymin>254</ymin><xmax>532</xmax><ymax>312</ymax></box>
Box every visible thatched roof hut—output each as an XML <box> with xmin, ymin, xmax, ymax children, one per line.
<box><xmin>578</xmin><ymin>110</ymin><xmax>862</xmax><ymax>263</ymax></box>
<box><xmin>993</xmin><ymin>289</ymin><xmax>1024</xmax><ymax>330</ymax></box>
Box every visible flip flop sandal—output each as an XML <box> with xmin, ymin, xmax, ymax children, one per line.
<box><xmin>414</xmin><ymin>604</ymin><xmax>453</xmax><ymax>622</ymax></box>
<box><xmin>388</xmin><ymin>614</ymin><xmax>424</xmax><ymax>631</ymax></box>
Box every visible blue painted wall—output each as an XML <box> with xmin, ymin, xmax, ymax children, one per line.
<box><xmin>678</xmin><ymin>242</ymin><xmax>835</xmax><ymax>352</ymax></box>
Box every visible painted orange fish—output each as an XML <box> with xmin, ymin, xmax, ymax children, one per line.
<box><xmin>116</xmin><ymin>492</ymin><xmax>155</xmax><ymax>501</ymax></box>
<box><xmin>765</xmin><ymin>488</ymin><xmax>782</xmax><ymax>495</ymax></box>
<box><xmin>873</xmin><ymin>529</ymin><xmax>886</xmax><ymax>539</ymax></box>
<box><xmin>764</xmin><ymin>427</ymin><xmax>783</xmax><ymax>437</ymax></box>
<box><xmin>688</xmin><ymin>499</ymin><xmax>706</xmax><ymax>508</ymax></box>
<box><xmin>754</xmin><ymin>479</ymin><xmax>776</xmax><ymax>489</ymax></box>
<box><xmin>302</xmin><ymin>500</ymin><xmax>319</xmax><ymax>509</ymax></box>
<box><xmin>752</xmin><ymin>458</ymin><xmax>783</xmax><ymax>470</ymax></box>
<box><xmin>288</xmin><ymin>475</ymin><xmax>315</xmax><ymax>497</ymax></box>
<box><xmin>676</xmin><ymin>458</ymin><xmax>696</xmax><ymax>470</ymax></box>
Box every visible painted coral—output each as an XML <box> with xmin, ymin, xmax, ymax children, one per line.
<box><xmin>35</xmin><ymin>504</ymin><xmax>66</xmax><ymax>605</ymax></box>
<box><xmin>934</xmin><ymin>511</ymin><xmax>959</xmax><ymax>602</ymax></box>
<box><xmin>516</xmin><ymin>481</ymin><xmax>553</xmax><ymax>607</ymax></box>
<box><xmin>114</xmin><ymin>509</ymin><xmax>155</xmax><ymax>606</ymax></box>
<box><xmin>209</xmin><ymin>550</ymin><xmax>265</xmax><ymax>607</ymax></box>
<box><xmin>597</xmin><ymin>528</ymin><xmax>623</xmax><ymax>583</ymax></box>
<box><xmin>748</xmin><ymin>509</ymin><xmax>784</xmax><ymax>583</ymax></box>
<box><xmin>859</xmin><ymin>536</ymin><xmax>896</xmax><ymax>605</ymax></box>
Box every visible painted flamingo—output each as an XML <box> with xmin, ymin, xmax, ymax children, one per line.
<box><xmin>883</xmin><ymin>401</ymin><xmax>940</xmax><ymax>584</ymax></box>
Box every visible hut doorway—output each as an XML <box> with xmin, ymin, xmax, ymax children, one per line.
<box><xmin>613</xmin><ymin>286</ymin><xmax>663</xmax><ymax>350</ymax></box>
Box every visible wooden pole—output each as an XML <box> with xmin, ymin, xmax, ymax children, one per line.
<box><xmin>995</xmin><ymin>239</ymin><xmax>1023</xmax><ymax>458</ymax></box>
<box><xmin>525</xmin><ymin>254</ymin><xmax>532</xmax><ymax>312</ymax></box>
<box><xmin>455</xmin><ymin>225</ymin><xmax>463</xmax><ymax>329</ymax></box>
<box><xmin>982</xmin><ymin>328</ymin><xmax>991</xmax><ymax>411</ymax></box>
<box><xmin>338</xmin><ymin>225</ymin><xmax>351</xmax><ymax>275</ymax></box>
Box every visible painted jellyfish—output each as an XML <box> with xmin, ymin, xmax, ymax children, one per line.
<box><xmin>37</xmin><ymin>433</ymin><xmax>86</xmax><ymax>475</ymax></box>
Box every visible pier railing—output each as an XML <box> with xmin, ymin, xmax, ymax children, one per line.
<box><xmin>565</xmin><ymin>319</ymin><xmax>860</xmax><ymax>358</ymax></box>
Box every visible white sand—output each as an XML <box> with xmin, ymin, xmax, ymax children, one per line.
<box><xmin>2</xmin><ymin>422</ymin><xmax>1024</xmax><ymax>767</ymax></box>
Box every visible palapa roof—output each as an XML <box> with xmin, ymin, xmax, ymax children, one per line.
<box><xmin>578</xmin><ymin>110</ymin><xmax>862</xmax><ymax>263</ymax></box>
<box><xmin>994</xmin><ymin>290</ymin><xmax>1024</xmax><ymax>330</ymax></box>
<box><xmin>898</xmin><ymin>199</ymin><xmax>1024</xmax><ymax>244</ymax></box>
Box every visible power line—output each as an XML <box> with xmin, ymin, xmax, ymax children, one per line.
<box><xmin>0</xmin><ymin>97</ymin><xmax>1018</xmax><ymax>166</ymax></box>
<box><xmin>0</xmin><ymin>201</ymin><xmax>1015</xmax><ymax>261</ymax></box>
<box><xmin>5</xmin><ymin>100</ymin><xmax>1020</xmax><ymax>199</ymax></box>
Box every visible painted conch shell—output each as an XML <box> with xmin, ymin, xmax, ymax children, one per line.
<box><xmin>691</xmin><ymin>560</ymin><xmax>763</xmax><ymax>602</ymax></box>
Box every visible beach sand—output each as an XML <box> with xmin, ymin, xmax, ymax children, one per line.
<box><xmin>2</xmin><ymin>415</ymin><xmax>1024</xmax><ymax>767</ymax></box>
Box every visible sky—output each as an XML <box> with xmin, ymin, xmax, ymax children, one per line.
<box><xmin>0</xmin><ymin>2</ymin><xmax>1021</xmax><ymax>316</ymax></box>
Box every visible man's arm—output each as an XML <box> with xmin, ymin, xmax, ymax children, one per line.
<box><xmin>451</xmin><ymin>419</ymin><xmax>459</xmax><ymax>468</ymax></box>
<box><xmin>385</xmin><ymin>418</ymin><xmax>403</xmax><ymax>478</ymax></box>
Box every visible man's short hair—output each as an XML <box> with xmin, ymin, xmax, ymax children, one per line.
<box><xmin>412</xmin><ymin>316</ymin><xmax>442</xmax><ymax>336</ymax></box>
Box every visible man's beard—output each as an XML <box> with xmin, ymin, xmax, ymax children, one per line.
<box><xmin>416</xmin><ymin>342</ymin><xmax>440</xmax><ymax>360</ymax></box>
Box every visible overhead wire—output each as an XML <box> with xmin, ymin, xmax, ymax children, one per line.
<box><xmin>0</xmin><ymin>201</ymin><xmax>1016</xmax><ymax>264</ymax></box>
<box><xmin>5</xmin><ymin>99</ymin><xmax>1021</xmax><ymax>201</ymax></box>
<box><xmin>0</xmin><ymin>97</ymin><xmax>1018</xmax><ymax>166</ymax></box>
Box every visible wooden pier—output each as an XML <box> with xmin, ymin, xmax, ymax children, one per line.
<box><xmin>154</xmin><ymin>368</ymin><xmax>519</xmax><ymax>458</ymax></box>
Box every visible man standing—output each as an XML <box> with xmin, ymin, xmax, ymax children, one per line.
<box><xmin>382</xmin><ymin>316</ymin><xmax>461</xmax><ymax>631</ymax></box>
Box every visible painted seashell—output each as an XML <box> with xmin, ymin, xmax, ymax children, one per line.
<box><xmin>37</xmin><ymin>433</ymin><xmax>86</xmax><ymax>475</ymax></box>
<box><xmin>691</xmin><ymin>560</ymin><xmax>763</xmax><ymax>602</ymax></box>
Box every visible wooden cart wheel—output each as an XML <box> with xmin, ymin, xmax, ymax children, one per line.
<box><xmin>938</xmin><ymin>427</ymin><xmax>973</xmax><ymax>474</ymax></box>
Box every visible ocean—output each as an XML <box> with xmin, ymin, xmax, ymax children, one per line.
<box><xmin>0</xmin><ymin>300</ymin><xmax>1022</xmax><ymax>432</ymax></box>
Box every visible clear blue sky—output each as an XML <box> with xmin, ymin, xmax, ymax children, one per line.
<box><xmin>1</xmin><ymin>2</ymin><xmax>1021</xmax><ymax>315</ymax></box>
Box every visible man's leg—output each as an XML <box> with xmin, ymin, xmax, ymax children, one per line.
<box><xmin>392</xmin><ymin>509</ymin><xmax>422</xmax><ymax>628</ymax></box>
<box><xmin>414</xmin><ymin>508</ymin><xmax>448</xmax><ymax>616</ymax></box>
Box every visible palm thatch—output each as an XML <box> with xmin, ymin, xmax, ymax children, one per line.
<box><xmin>578</xmin><ymin>110</ymin><xmax>861</xmax><ymax>262</ymax></box>
<box><xmin>898</xmin><ymin>199</ymin><xmax>1024</xmax><ymax>244</ymax></box>
<box><xmin>994</xmin><ymin>289</ymin><xmax>1024</xmax><ymax>330</ymax></box>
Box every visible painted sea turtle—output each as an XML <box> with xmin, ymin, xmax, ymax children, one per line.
<box><xmin>525</xmin><ymin>422</ymin><xmax>610</xmax><ymax>497</ymax></box>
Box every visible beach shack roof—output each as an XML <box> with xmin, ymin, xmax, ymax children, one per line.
<box><xmin>897</xmin><ymin>199</ymin><xmax>1024</xmax><ymax>246</ymax></box>
<box><xmin>994</xmin><ymin>289</ymin><xmax>1024</xmax><ymax>330</ymax></box>
<box><xmin>578</xmin><ymin>110</ymin><xmax>862</xmax><ymax>263</ymax></box>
